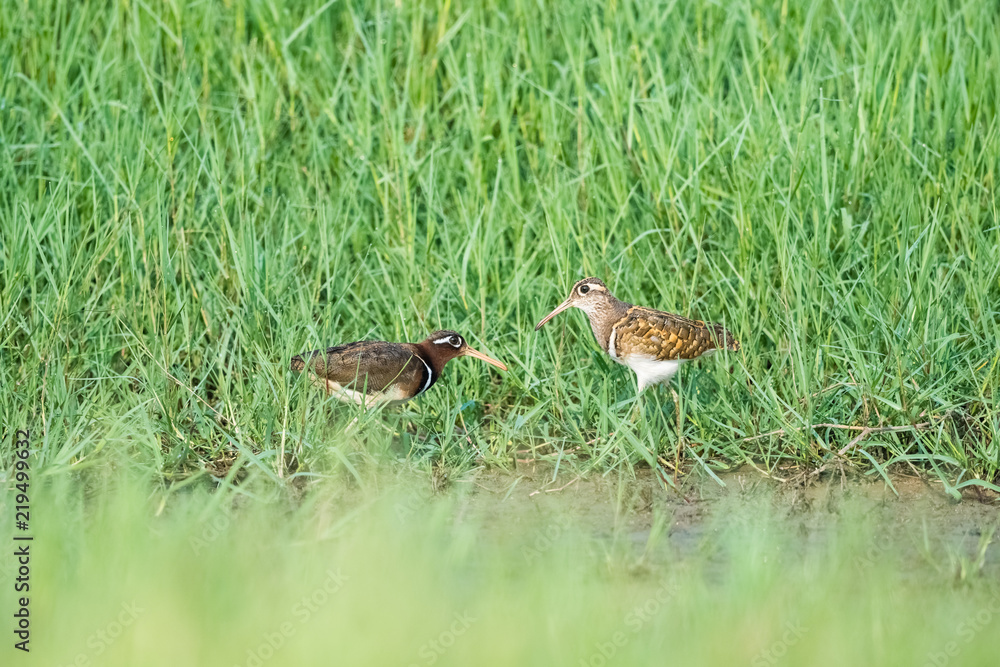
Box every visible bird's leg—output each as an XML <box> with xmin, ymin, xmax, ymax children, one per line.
<box><xmin>347</xmin><ymin>393</ymin><xmax>392</xmax><ymax>434</ymax></box>
<box><xmin>630</xmin><ymin>376</ymin><xmax>646</xmax><ymax>423</ymax></box>
<box><xmin>307</xmin><ymin>373</ymin><xmax>328</xmax><ymax>393</ymax></box>
<box><xmin>671</xmin><ymin>387</ymin><xmax>682</xmax><ymax>481</ymax></box>
<box><xmin>342</xmin><ymin>389</ymin><xmax>365</xmax><ymax>434</ymax></box>
<box><xmin>630</xmin><ymin>395</ymin><xmax>643</xmax><ymax>423</ymax></box>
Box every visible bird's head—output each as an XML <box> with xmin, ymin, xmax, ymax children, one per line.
<box><xmin>421</xmin><ymin>330</ymin><xmax>507</xmax><ymax>371</ymax></box>
<box><xmin>534</xmin><ymin>277</ymin><xmax>614</xmax><ymax>330</ymax></box>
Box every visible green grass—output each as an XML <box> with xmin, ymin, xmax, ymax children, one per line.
<box><xmin>2</xmin><ymin>0</ymin><xmax>1000</xmax><ymax>483</ymax></box>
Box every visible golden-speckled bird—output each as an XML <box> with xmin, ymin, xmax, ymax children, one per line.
<box><xmin>535</xmin><ymin>278</ymin><xmax>739</xmax><ymax>391</ymax></box>
<box><xmin>290</xmin><ymin>330</ymin><xmax>507</xmax><ymax>405</ymax></box>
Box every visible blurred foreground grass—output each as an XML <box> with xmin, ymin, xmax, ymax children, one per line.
<box><xmin>1</xmin><ymin>472</ymin><xmax>999</xmax><ymax>666</ymax></box>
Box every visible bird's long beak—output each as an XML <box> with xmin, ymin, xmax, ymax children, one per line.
<box><xmin>463</xmin><ymin>346</ymin><xmax>508</xmax><ymax>371</ymax></box>
<box><xmin>534</xmin><ymin>299</ymin><xmax>573</xmax><ymax>331</ymax></box>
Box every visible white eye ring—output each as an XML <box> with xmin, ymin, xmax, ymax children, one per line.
<box><xmin>449</xmin><ymin>336</ymin><xmax>460</xmax><ymax>347</ymax></box>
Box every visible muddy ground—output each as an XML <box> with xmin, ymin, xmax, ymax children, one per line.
<box><xmin>430</xmin><ymin>465</ymin><xmax>1000</xmax><ymax>577</ymax></box>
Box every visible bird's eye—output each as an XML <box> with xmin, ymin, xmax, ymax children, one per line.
<box><xmin>449</xmin><ymin>336</ymin><xmax>460</xmax><ymax>347</ymax></box>
<box><xmin>579</xmin><ymin>285</ymin><xmax>590</xmax><ymax>295</ymax></box>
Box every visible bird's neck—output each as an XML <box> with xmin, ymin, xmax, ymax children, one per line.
<box><xmin>582</xmin><ymin>296</ymin><xmax>630</xmax><ymax>353</ymax></box>
<box><xmin>410</xmin><ymin>343</ymin><xmax>442</xmax><ymax>388</ymax></box>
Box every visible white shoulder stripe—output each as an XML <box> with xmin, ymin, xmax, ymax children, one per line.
<box><xmin>417</xmin><ymin>356</ymin><xmax>433</xmax><ymax>394</ymax></box>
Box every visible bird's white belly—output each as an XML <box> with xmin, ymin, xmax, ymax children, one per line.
<box><xmin>624</xmin><ymin>356</ymin><xmax>682</xmax><ymax>392</ymax></box>
<box><xmin>316</xmin><ymin>377</ymin><xmax>410</xmax><ymax>406</ymax></box>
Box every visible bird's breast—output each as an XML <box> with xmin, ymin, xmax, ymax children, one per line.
<box><xmin>382</xmin><ymin>383</ymin><xmax>416</xmax><ymax>403</ymax></box>
<box><xmin>607</xmin><ymin>326</ymin><xmax>626</xmax><ymax>365</ymax></box>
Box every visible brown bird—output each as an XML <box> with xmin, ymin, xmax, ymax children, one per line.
<box><xmin>290</xmin><ymin>330</ymin><xmax>507</xmax><ymax>406</ymax></box>
<box><xmin>535</xmin><ymin>278</ymin><xmax>739</xmax><ymax>392</ymax></box>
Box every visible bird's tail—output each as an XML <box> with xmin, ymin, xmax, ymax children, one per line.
<box><xmin>290</xmin><ymin>353</ymin><xmax>308</xmax><ymax>372</ymax></box>
<box><xmin>713</xmin><ymin>324</ymin><xmax>741</xmax><ymax>352</ymax></box>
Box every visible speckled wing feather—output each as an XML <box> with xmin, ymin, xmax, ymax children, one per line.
<box><xmin>291</xmin><ymin>341</ymin><xmax>428</xmax><ymax>396</ymax></box>
<box><xmin>613</xmin><ymin>306</ymin><xmax>740</xmax><ymax>361</ymax></box>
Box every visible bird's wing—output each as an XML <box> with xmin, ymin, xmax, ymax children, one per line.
<box><xmin>613</xmin><ymin>307</ymin><xmax>739</xmax><ymax>361</ymax></box>
<box><xmin>308</xmin><ymin>341</ymin><xmax>425</xmax><ymax>394</ymax></box>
